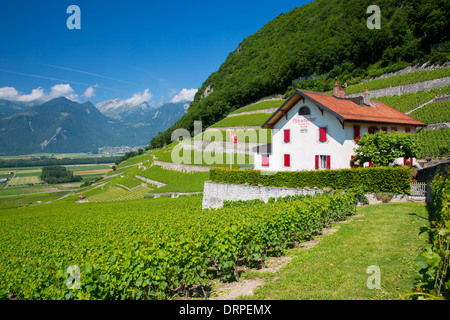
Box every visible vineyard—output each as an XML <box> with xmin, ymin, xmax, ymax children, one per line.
<box><xmin>375</xmin><ymin>85</ymin><xmax>450</xmax><ymax>113</ymax></box>
<box><xmin>229</xmin><ymin>99</ymin><xmax>284</xmax><ymax>115</ymax></box>
<box><xmin>209</xmin><ymin>113</ymin><xmax>272</xmax><ymax>128</ymax></box>
<box><xmin>86</xmin><ymin>185</ymin><xmax>152</xmax><ymax>202</ymax></box>
<box><xmin>153</xmin><ymin>144</ymin><xmax>253</xmax><ymax>167</ymax></box>
<box><xmin>416</xmin><ymin>128</ymin><xmax>450</xmax><ymax>158</ymax></box>
<box><xmin>0</xmin><ymin>192</ymin><xmax>357</xmax><ymax>300</ymax></box>
<box><xmin>409</xmin><ymin>101</ymin><xmax>450</xmax><ymax>124</ymax></box>
<box><xmin>344</xmin><ymin>67</ymin><xmax>450</xmax><ymax>95</ymax></box>
<box><xmin>194</xmin><ymin>129</ymin><xmax>272</xmax><ymax>143</ymax></box>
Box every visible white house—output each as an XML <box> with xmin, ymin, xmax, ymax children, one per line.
<box><xmin>254</xmin><ymin>80</ymin><xmax>426</xmax><ymax>171</ymax></box>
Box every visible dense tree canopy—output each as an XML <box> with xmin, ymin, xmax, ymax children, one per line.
<box><xmin>150</xmin><ymin>0</ymin><xmax>450</xmax><ymax>148</ymax></box>
<box><xmin>40</xmin><ymin>166</ymin><xmax>82</xmax><ymax>184</ymax></box>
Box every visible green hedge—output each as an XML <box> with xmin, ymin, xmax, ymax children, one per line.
<box><xmin>210</xmin><ymin>167</ymin><xmax>412</xmax><ymax>194</ymax></box>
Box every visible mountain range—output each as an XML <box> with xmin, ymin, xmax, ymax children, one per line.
<box><xmin>0</xmin><ymin>97</ymin><xmax>187</xmax><ymax>155</ymax></box>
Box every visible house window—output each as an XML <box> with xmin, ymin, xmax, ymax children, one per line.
<box><xmin>298</xmin><ymin>106</ymin><xmax>311</xmax><ymax>116</ymax></box>
<box><xmin>284</xmin><ymin>154</ymin><xmax>291</xmax><ymax>167</ymax></box>
<box><xmin>368</xmin><ymin>127</ymin><xmax>378</xmax><ymax>134</ymax></box>
<box><xmin>319</xmin><ymin>127</ymin><xmax>327</xmax><ymax>142</ymax></box>
<box><xmin>405</xmin><ymin>127</ymin><xmax>411</xmax><ymax>133</ymax></box>
<box><xmin>353</xmin><ymin>125</ymin><xmax>360</xmax><ymax>141</ymax></box>
<box><xmin>391</xmin><ymin>127</ymin><xmax>397</xmax><ymax>132</ymax></box>
<box><xmin>283</xmin><ymin>129</ymin><xmax>290</xmax><ymax>143</ymax></box>
<box><xmin>261</xmin><ymin>155</ymin><xmax>270</xmax><ymax>167</ymax></box>
<box><xmin>315</xmin><ymin>155</ymin><xmax>330</xmax><ymax>169</ymax></box>
<box><xmin>381</xmin><ymin>127</ymin><xmax>387</xmax><ymax>132</ymax></box>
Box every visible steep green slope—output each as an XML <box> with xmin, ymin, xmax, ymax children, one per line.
<box><xmin>150</xmin><ymin>0</ymin><xmax>450</xmax><ymax>148</ymax></box>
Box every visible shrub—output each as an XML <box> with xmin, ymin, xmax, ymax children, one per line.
<box><xmin>210</xmin><ymin>167</ymin><xmax>412</xmax><ymax>194</ymax></box>
<box><xmin>415</xmin><ymin>169</ymin><xmax>449</xmax><ymax>299</ymax></box>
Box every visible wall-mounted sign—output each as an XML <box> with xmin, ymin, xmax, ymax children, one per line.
<box><xmin>293</xmin><ymin>116</ymin><xmax>316</xmax><ymax>128</ymax></box>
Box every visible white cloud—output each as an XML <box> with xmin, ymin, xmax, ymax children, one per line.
<box><xmin>0</xmin><ymin>87</ymin><xmax>21</xmax><ymax>100</ymax></box>
<box><xmin>17</xmin><ymin>87</ymin><xmax>45</xmax><ymax>102</ymax></box>
<box><xmin>171</xmin><ymin>88</ymin><xmax>198</xmax><ymax>103</ymax></box>
<box><xmin>48</xmin><ymin>84</ymin><xmax>78</xmax><ymax>101</ymax></box>
<box><xmin>83</xmin><ymin>86</ymin><xmax>96</xmax><ymax>98</ymax></box>
<box><xmin>0</xmin><ymin>84</ymin><xmax>93</xmax><ymax>103</ymax></box>
<box><xmin>0</xmin><ymin>86</ymin><xmax>45</xmax><ymax>102</ymax></box>
<box><xmin>123</xmin><ymin>89</ymin><xmax>152</xmax><ymax>107</ymax></box>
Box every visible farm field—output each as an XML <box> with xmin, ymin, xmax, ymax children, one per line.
<box><xmin>0</xmin><ymin>163</ymin><xmax>114</xmax><ymax>199</ymax></box>
<box><xmin>75</xmin><ymin>160</ymin><xmax>209</xmax><ymax>201</ymax></box>
<box><xmin>416</xmin><ymin>127</ymin><xmax>450</xmax><ymax>158</ymax></box>
<box><xmin>0</xmin><ymin>194</ymin><xmax>431</xmax><ymax>300</ymax></box>
<box><xmin>343</xmin><ymin>67</ymin><xmax>450</xmax><ymax>95</ymax></box>
<box><xmin>409</xmin><ymin>100</ymin><xmax>450</xmax><ymax>124</ymax></box>
<box><xmin>116</xmin><ymin>153</ymin><xmax>152</xmax><ymax>168</ymax></box>
<box><xmin>140</xmin><ymin>165</ymin><xmax>209</xmax><ymax>194</ymax></box>
<box><xmin>375</xmin><ymin>85</ymin><xmax>450</xmax><ymax>113</ymax></box>
<box><xmin>209</xmin><ymin>113</ymin><xmax>272</xmax><ymax>128</ymax></box>
<box><xmin>152</xmin><ymin>144</ymin><xmax>253</xmax><ymax>167</ymax></box>
<box><xmin>229</xmin><ymin>99</ymin><xmax>284</xmax><ymax>115</ymax></box>
<box><xmin>8</xmin><ymin>176</ymin><xmax>41</xmax><ymax>186</ymax></box>
<box><xmin>86</xmin><ymin>185</ymin><xmax>153</xmax><ymax>202</ymax></box>
<box><xmin>0</xmin><ymin>192</ymin><xmax>70</xmax><ymax>210</ymax></box>
<box><xmin>0</xmin><ymin>152</ymin><xmax>123</xmax><ymax>160</ymax></box>
<box><xmin>194</xmin><ymin>129</ymin><xmax>272</xmax><ymax>144</ymax></box>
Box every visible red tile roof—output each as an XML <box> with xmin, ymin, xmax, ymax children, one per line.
<box><xmin>262</xmin><ymin>90</ymin><xmax>426</xmax><ymax>129</ymax></box>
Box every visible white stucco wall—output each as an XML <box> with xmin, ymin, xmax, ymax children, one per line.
<box><xmin>255</xmin><ymin>99</ymin><xmax>417</xmax><ymax>171</ymax></box>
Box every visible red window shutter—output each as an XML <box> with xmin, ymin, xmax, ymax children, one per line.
<box><xmin>354</xmin><ymin>126</ymin><xmax>360</xmax><ymax>141</ymax></box>
<box><xmin>403</xmin><ymin>157</ymin><xmax>407</xmax><ymax>166</ymax></box>
<box><xmin>284</xmin><ymin>154</ymin><xmax>291</xmax><ymax>167</ymax></box>
<box><xmin>410</xmin><ymin>157</ymin><xmax>413</xmax><ymax>165</ymax></box>
<box><xmin>326</xmin><ymin>156</ymin><xmax>331</xmax><ymax>169</ymax></box>
<box><xmin>284</xmin><ymin>129</ymin><xmax>290</xmax><ymax>143</ymax></box>
<box><xmin>350</xmin><ymin>156</ymin><xmax>355</xmax><ymax>167</ymax></box>
<box><xmin>381</xmin><ymin>127</ymin><xmax>387</xmax><ymax>132</ymax></box>
<box><xmin>262</xmin><ymin>155</ymin><xmax>269</xmax><ymax>167</ymax></box>
<box><xmin>369</xmin><ymin>161</ymin><xmax>373</xmax><ymax>167</ymax></box>
<box><xmin>405</xmin><ymin>128</ymin><xmax>411</xmax><ymax>133</ymax></box>
<box><xmin>368</xmin><ymin>127</ymin><xmax>373</xmax><ymax>134</ymax></box>
<box><xmin>319</xmin><ymin>127</ymin><xmax>327</xmax><ymax>142</ymax></box>
<box><xmin>315</xmin><ymin>155</ymin><xmax>319</xmax><ymax>169</ymax></box>
<box><xmin>284</xmin><ymin>154</ymin><xmax>290</xmax><ymax>167</ymax></box>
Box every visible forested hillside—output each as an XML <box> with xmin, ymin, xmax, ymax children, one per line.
<box><xmin>150</xmin><ymin>0</ymin><xmax>450</xmax><ymax>148</ymax></box>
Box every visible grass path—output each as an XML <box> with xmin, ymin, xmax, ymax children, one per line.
<box><xmin>241</xmin><ymin>202</ymin><xmax>429</xmax><ymax>300</ymax></box>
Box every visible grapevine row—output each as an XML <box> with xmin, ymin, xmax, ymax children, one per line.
<box><xmin>0</xmin><ymin>192</ymin><xmax>356</xmax><ymax>300</ymax></box>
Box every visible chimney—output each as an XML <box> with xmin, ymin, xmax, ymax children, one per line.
<box><xmin>333</xmin><ymin>77</ymin><xmax>347</xmax><ymax>98</ymax></box>
<box><xmin>363</xmin><ymin>87</ymin><xmax>370</xmax><ymax>106</ymax></box>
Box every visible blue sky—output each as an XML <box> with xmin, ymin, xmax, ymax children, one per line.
<box><xmin>0</xmin><ymin>0</ymin><xmax>311</xmax><ymax>108</ymax></box>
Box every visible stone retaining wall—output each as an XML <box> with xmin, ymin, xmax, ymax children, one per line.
<box><xmin>202</xmin><ymin>181</ymin><xmax>324</xmax><ymax>209</ymax></box>
<box><xmin>201</xmin><ymin>181</ymin><xmax>425</xmax><ymax>209</ymax></box>
<box><xmin>349</xmin><ymin>77</ymin><xmax>450</xmax><ymax>98</ymax></box>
